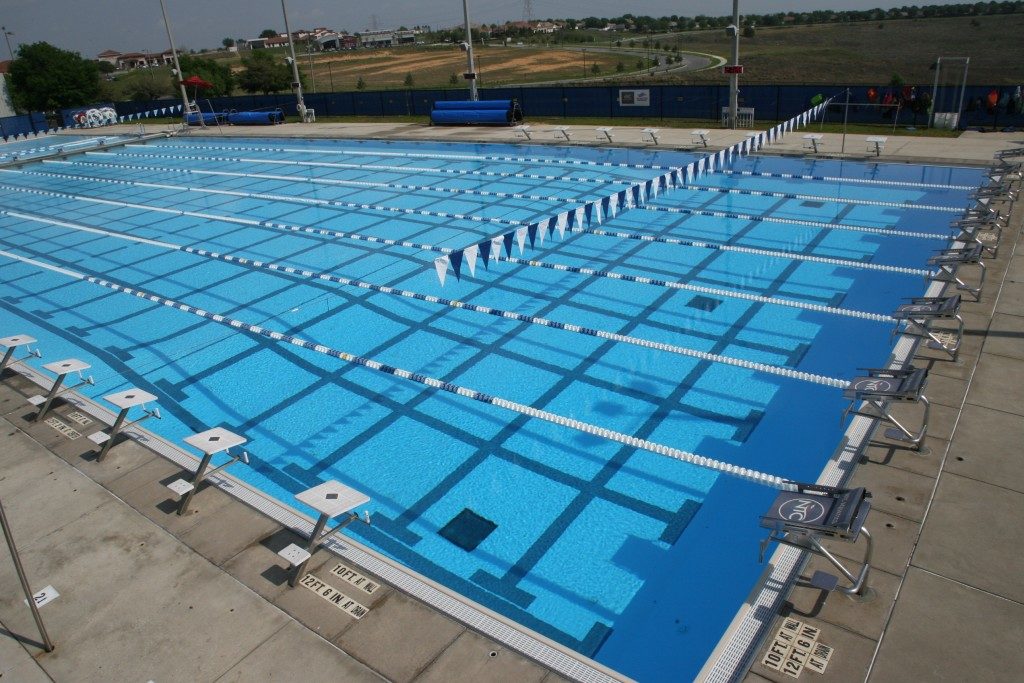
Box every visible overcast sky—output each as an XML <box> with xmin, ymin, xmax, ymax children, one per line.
<box><xmin>3</xmin><ymin>0</ymin><xmax>971</xmax><ymax>58</ymax></box>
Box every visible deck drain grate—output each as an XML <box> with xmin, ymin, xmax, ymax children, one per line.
<box><xmin>439</xmin><ymin>508</ymin><xmax>497</xmax><ymax>552</ymax></box>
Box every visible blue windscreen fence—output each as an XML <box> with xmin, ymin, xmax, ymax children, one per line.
<box><xmin>103</xmin><ymin>83</ymin><xmax>1024</xmax><ymax>130</ymax></box>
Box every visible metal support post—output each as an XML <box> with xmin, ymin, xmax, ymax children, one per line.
<box><xmin>462</xmin><ymin>0</ymin><xmax>478</xmax><ymax>100</ymax></box>
<box><xmin>289</xmin><ymin>511</ymin><xmax>330</xmax><ymax>587</ymax></box>
<box><xmin>96</xmin><ymin>407</ymin><xmax>129</xmax><ymax>462</ymax></box>
<box><xmin>281</xmin><ymin>0</ymin><xmax>307</xmax><ymax>119</ymax></box>
<box><xmin>728</xmin><ymin>0</ymin><xmax>740</xmax><ymax>129</ymax></box>
<box><xmin>32</xmin><ymin>359</ymin><xmax>92</xmax><ymax>422</ymax></box>
<box><xmin>841</xmin><ymin>88</ymin><xmax>850</xmax><ymax>154</ymax></box>
<box><xmin>0</xmin><ymin>497</ymin><xmax>55</xmax><ymax>652</ymax></box>
<box><xmin>33</xmin><ymin>371</ymin><xmax>68</xmax><ymax>422</ymax></box>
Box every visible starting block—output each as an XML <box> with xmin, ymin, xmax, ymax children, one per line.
<box><xmin>0</xmin><ymin>334</ymin><xmax>41</xmax><ymax>373</ymax></box>
<box><xmin>641</xmin><ymin>128</ymin><xmax>660</xmax><ymax>144</ymax></box>
<box><xmin>690</xmin><ymin>130</ymin><xmax>711</xmax><ymax>147</ymax></box>
<box><xmin>513</xmin><ymin>125</ymin><xmax>532</xmax><ymax>141</ymax></box>
<box><xmin>842</xmin><ymin>366</ymin><xmax>930</xmax><ymax>449</ymax></box>
<box><xmin>802</xmin><ymin>133</ymin><xmax>824</xmax><ymax>153</ymax></box>
<box><xmin>170</xmin><ymin>427</ymin><xmax>249</xmax><ymax>515</ymax></box>
<box><xmin>928</xmin><ymin>243</ymin><xmax>986</xmax><ymax>301</ymax></box>
<box><xmin>29</xmin><ymin>358</ymin><xmax>94</xmax><ymax>422</ymax></box>
<box><xmin>595</xmin><ymin>126</ymin><xmax>614</xmax><ymax>143</ymax></box>
<box><xmin>865</xmin><ymin>136</ymin><xmax>887</xmax><ymax>156</ymax></box>
<box><xmin>94</xmin><ymin>388</ymin><xmax>160</xmax><ymax>461</ymax></box>
<box><xmin>760</xmin><ymin>483</ymin><xmax>873</xmax><ymax>599</ymax></box>
<box><xmin>549</xmin><ymin>126</ymin><xmax>571</xmax><ymax>142</ymax></box>
<box><xmin>892</xmin><ymin>295</ymin><xmax>964</xmax><ymax>361</ymax></box>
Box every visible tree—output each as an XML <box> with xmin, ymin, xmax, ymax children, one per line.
<box><xmin>403</xmin><ymin>72</ymin><xmax>414</xmax><ymax>87</ymax></box>
<box><xmin>616</xmin><ymin>61</ymin><xmax>625</xmax><ymax>72</ymax></box>
<box><xmin>356</xmin><ymin>75</ymin><xmax>366</xmax><ymax>90</ymax></box>
<box><xmin>743</xmin><ymin>25</ymin><xmax>756</xmax><ymax>38</ymax></box>
<box><xmin>178</xmin><ymin>54</ymin><xmax>234</xmax><ymax>96</ymax></box>
<box><xmin>237</xmin><ymin>50</ymin><xmax>291</xmax><ymax>94</ymax></box>
<box><xmin>448</xmin><ymin>72</ymin><xmax>459</xmax><ymax>85</ymax></box>
<box><xmin>8</xmin><ymin>42</ymin><xmax>100</xmax><ymax>111</ymax></box>
<box><xmin>97</xmin><ymin>61</ymin><xmax>116</xmax><ymax>74</ymax></box>
<box><xmin>222</xmin><ymin>38</ymin><xmax>236</xmax><ymax>48</ymax></box>
<box><xmin>590</xmin><ymin>62</ymin><xmax>601</xmax><ymax>75</ymax></box>
<box><xmin>259</xmin><ymin>29</ymin><xmax>279</xmax><ymax>39</ymax></box>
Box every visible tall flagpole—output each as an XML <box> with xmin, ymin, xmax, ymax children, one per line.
<box><xmin>158</xmin><ymin>0</ymin><xmax>194</xmax><ymax>123</ymax></box>
<box><xmin>281</xmin><ymin>0</ymin><xmax>307</xmax><ymax>120</ymax></box>
<box><xmin>462</xmin><ymin>0</ymin><xmax>478</xmax><ymax>100</ymax></box>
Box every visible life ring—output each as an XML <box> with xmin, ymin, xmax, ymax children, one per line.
<box><xmin>74</xmin><ymin>112</ymin><xmax>87</xmax><ymax>126</ymax></box>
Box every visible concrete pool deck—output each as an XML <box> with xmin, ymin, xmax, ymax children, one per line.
<box><xmin>2</xmin><ymin>122</ymin><xmax>1022</xmax><ymax>682</ymax></box>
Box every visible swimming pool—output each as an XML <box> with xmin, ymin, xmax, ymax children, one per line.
<box><xmin>0</xmin><ymin>134</ymin><xmax>982</xmax><ymax>681</ymax></box>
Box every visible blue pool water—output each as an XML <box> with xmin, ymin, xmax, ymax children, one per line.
<box><xmin>0</xmin><ymin>135</ymin><xmax>982</xmax><ymax>680</ymax></box>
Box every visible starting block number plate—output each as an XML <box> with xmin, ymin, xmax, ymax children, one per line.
<box><xmin>329</xmin><ymin>562</ymin><xmax>380</xmax><ymax>594</ymax></box>
<box><xmin>44</xmin><ymin>417</ymin><xmax>81</xmax><ymax>440</ymax></box>
<box><xmin>761</xmin><ymin>618</ymin><xmax>833</xmax><ymax>677</ymax></box>
<box><xmin>24</xmin><ymin>585</ymin><xmax>59</xmax><ymax>609</ymax></box>
<box><xmin>66</xmin><ymin>411</ymin><xmax>93</xmax><ymax>426</ymax></box>
<box><xmin>299</xmin><ymin>573</ymin><xmax>369</xmax><ymax>619</ymax></box>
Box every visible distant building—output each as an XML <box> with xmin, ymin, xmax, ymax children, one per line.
<box><xmin>358</xmin><ymin>29</ymin><xmax>394</xmax><ymax>48</ymax></box>
<box><xmin>96</xmin><ymin>49</ymin><xmax>122</xmax><ymax>65</ymax></box>
<box><xmin>114</xmin><ymin>50</ymin><xmax>174</xmax><ymax>70</ymax></box>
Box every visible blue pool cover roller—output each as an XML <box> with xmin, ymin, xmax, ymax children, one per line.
<box><xmin>430</xmin><ymin>99</ymin><xmax>524</xmax><ymax>126</ymax></box>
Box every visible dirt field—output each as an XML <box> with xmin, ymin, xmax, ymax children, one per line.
<box><xmin>286</xmin><ymin>46</ymin><xmax>626</xmax><ymax>90</ymax></box>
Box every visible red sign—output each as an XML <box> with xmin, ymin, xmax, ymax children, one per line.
<box><xmin>723</xmin><ymin>65</ymin><xmax>744</xmax><ymax>74</ymax></box>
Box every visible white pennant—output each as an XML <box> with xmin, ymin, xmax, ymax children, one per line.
<box><xmin>464</xmin><ymin>244</ymin><xmax>479</xmax><ymax>277</ymax></box>
<box><xmin>434</xmin><ymin>255</ymin><xmax>449</xmax><ymax>286</ymax></box>
<box><xmin>574</xmin><ymin>206</ymin><xmax>585</xmax><ymax>228</ymax></box>
<box><xmin>537</xmin><ymin>218</ymin><xmax>548</xmax><ymax>245</ymax></box>
<box><xmin>491</xmin><ymin>236</ymin><xmax>504</xmax><ymax>261</ymax></box>
<box><xmin>609</xmin><ymin>193</ymin><xmax>619</xmax><ymax>217</ymax></box>
<box><xmin>592</xmin><ymin>201</ymin><xmax>602</xmax><ymax>225</ymax></box>
<box><xmin>707</xmin><ymin>155</ymin><xmax>715</xmax><ymax>174</ymax></box>
<box><xmin>556</xmin><ymin>211</ymin><xmax>568</xmax><ymax>238</ymax></box>
<box><xmin>516</xmin><ymin>226</ymin><xmax>528</xmax><ymax>254</ymax></box>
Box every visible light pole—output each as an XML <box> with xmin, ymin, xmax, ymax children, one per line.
<box><xmin>158</xmin><ymin>0</ymin><xmax>195</xmax><ymax>122</ymax></box>
<box><xmin>281</xmin><ymin>0</ymin><xmax>307</xmax><ymax>119</ymax></box>
<box><xmin>728</xmin><ymin>0</ymin><xmax>740</xmax><ymax>129</ymax></box>
<box><xmin>461</xmin><ymin>0</ymin><xmax>478</xmax><ymax>100</ymax></box>
<box><xmin>1</xmin><ymin>27</ymin><xmax>13</xmax><ymax>61</ymax></box>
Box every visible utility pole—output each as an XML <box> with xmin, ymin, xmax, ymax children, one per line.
<box><xmin>281</xmin><ymin>0</ymin><xmax>307</xmax><ymax>120</ymax></box>
<box><xmin>728</xmin><ymin>0</ymin><xmax>740</xmax><ymax>129</ymax></box>
<box><xmin>158</xmin><ymin>0</ymin><xmax>196</xmax><ymax>123</ymax></box>
<box><xmin>1</xmin><ymin>27</ymin><xmax>14</xmax><ymax>61</ymax></box>
<box><xmin>461</xmin><ymin>0</ymin><xmax>478</xmax><ymax>100</ymax></box>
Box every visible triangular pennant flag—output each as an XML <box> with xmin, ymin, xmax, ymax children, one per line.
<box><xmin>686</xmin><ymin>164</ymin><xmax>695</xmax><ymax>183</ymax></box>
<box><xmin>515</xmin><ymin>226</ymin><xmax>528</xmax><ymax>254</ymax></box>
<box><xmin>450</xmin><ymin>250</ymin><xmax>464</xmax><ymax>280</ymax></box>
<box><xmin>434</xmin><ymin>255</ymin><xmax>449</xmax><ymax>286</ymax></box>
<box><xmin>707</xmin><ymin>155</ymin><xmax>715</xmax><ymax>174</ymax></box>
<box><xmin>556</xmin><ymin>211</ymin><xmax>568</xmax><ymax>238</ymax></box>
<box><xmin>609</xmin><ymin>192</ymin><xmax>619</xmax><ymax>218</ymax></box>
<box><xmin>502</xmin><ymin>232</ymin><xmax>514</xmax><ymax>257</ymax></box>
<box><xmin>644</xmin><ymin>179</ymin><xmax>654</xmax><ymax>202</ymax></box>
<box><xmin>478</xmin><ymin>239</ymin><xmax>492</xmax><ymax>268</ymax></box>
<box><xmin>584</xmin><ymin>202</ymin><xmax>594</xmax><ymax>226</ymax></box>
<box><xmin>161</xmin><ymin>107</ymin><xmax>167</xmax><ymax>115</ymax></box>
<box><xmin>697</xmin><ymin>158</ymin><xmax>706</xmax><ymax>176</ymax></box>
<box><xmin>537</xmin><ymin>218</ymin><xmax>548</xmax><ymax>245</ymax></box>
<box><xmin>491</xmin><ymin>235</ymin><xmax>504</xmax><ymax>262</ymax></box>
<box><xmin>601</xmin><ymin>195</ymin><xmax>611</xmax><ymax>220</ymax></box>
<box><xmin>527</xmin><ymin>223</ymin><xmax>538</xmax><ymax>249</ymax></box>
<box><xmin>464</xmin><ymin>244</ymin><xmax>478</xmax><ymax>277</ymax></box>
<box><xmin>574</xmin><ymin>206</ymin><xmax>586</xmax><ymax>228</ymax></box>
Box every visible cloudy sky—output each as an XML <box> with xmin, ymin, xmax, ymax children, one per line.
<box><xmin>3</xmin><ymin>0</ymin><xmax>969</xmax><ymax>58</ymax></box>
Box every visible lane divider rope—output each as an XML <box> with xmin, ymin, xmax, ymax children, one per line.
<box><xmin>0</xmin><ymin>182</ymin><xmax>934</xmax><ymax>282</ymax></box>
<box><xmin>639</xmin><ymin>204</ymin><xmax>947</xmax><ymax>241</ymax></box>
<box><xmin>677</xmin><ymin>183</ymin><xmax>965</xmax><ymax>213</ymax></box>
<box><xmin>717</xmin><ymin>169</ymin><xmax>976</xmax><ymax>191</ymax></box>
<box><xmin>0</xmin><ymin>245</ymin><xmax>798</xmax><ymax>491</ymax></box>
<box><xmin>0</xmin><ymin>208</ymin><xmax>852</xmax><ymax>388</ymax></box>
<box><xmin>145</xmin><ymin>140</ymin><xmax>675</xmax><ymax>171</ymax></box>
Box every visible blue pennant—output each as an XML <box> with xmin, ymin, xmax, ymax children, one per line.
<box><xmin>478</xmin><ymin>239</ymin><xmax>492</xmax><ymax>268</ymax></box>
<box><xmin>449</xmin><ymin>250</ymin><xmax>463</xmax><ymax>280</ymax></box>
<box><xmin>502</xmin><ymin>231</ymin><xmax>514</xmax><ymax>257</ymax></box>
<box><xmin>527</xmin><ymin>223</ymin><xmax>538</xmax><ymax>249</ymax></box>
<box><xmin>631</xmin><ymin>184</ymin><xmax>641</xmax><ymax>206</ymax></box>
<box><xmin>601</xmin><ymin>195</ymin><xmax>611</xmax><ymax>217</ymax></box>
<box><xmin>584</xmin><ymin>202</ymin><xmax>594</xmax><ymax>226</ymax></box>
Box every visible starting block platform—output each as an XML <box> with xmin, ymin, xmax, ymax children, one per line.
<box><xmin>843</xmin><ymin>366</ymin><xmax>930</xmax><ymax>449</ymax></box>
<box><xmin>892</xmin><ymin>295</ymin><xmax>964</xmax><ymax>360</ymax></box>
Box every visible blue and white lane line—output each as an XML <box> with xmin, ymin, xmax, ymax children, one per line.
<box><xmin>1</xmin><ymin>167</ymin><xmax>548</xmax><ymax>229</ymax></box>
<box><xmin>51</xmin><ymin>157</ymin><xmax>600</xmax><ymax>206</ymax></box>
<box><xmin>0</xmin><ymin>246</ymin><xmax>795</xmax><ymax>491</ymax></box>
<box><xmin>0</xmin><ymin>201</ymin><xmax>897</xmax><ymax>323</ymax></box>
<box><xmin>639</xmin><ymin>205</ymin><xmax>948</xmax><ymax>241</ymax></box>
<box><xmin>717</xmin><ymin>169</ymin><xmax>976</xmax><ymax>191</ymax></box>
<box><xmin>68</xmin><ymin>157</ymin><xmax>948</xmax><ymax>242</ymax></box>
<box><xmin>145</xmin><ymin>140</ymin><xmax>675</xmax><ymax>171</ymax></box>
<box><xmin>0</xmin><ymin>207</ymin><xmax>854</xmax><ymax>389</ymax></box>
<box><xmin>114</xmin><ymin>148</ymin><xmax>632</xmax><ymax>186</ymax></box>
<box><xmin>674</xmin><ymin>184</ymin><xmax>965</xmax><ymax>213</ymax></box>
<box><xmin>0</xmin><ymin>181</ymin><xmax>933</xmax><ymax>277</ymax></box>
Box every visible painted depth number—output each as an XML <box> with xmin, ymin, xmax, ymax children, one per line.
<box><xmin>299</xmin><ymin>573</ymin><xmax>370</xmax><ymax>619</ymax></box>
<box><xmin>761</xmin><ymin>617</ymin><xmax>834</xmax><ymax>678</ymax></box>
